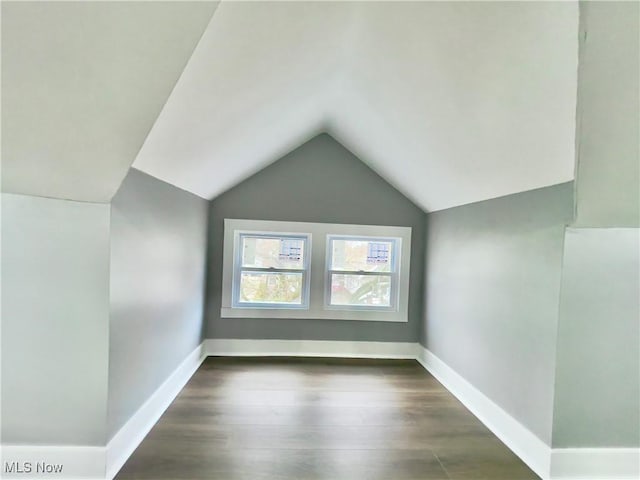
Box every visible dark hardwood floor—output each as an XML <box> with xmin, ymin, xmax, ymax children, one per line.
<box><xmin>115</xmin><ymin>357</ymin><xmax>540</xmax><ymax>480</ymax></box>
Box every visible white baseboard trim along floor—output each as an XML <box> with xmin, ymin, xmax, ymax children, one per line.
<box><xmin>2</xmin><ymin>339</ymin><xmax>637</xmax><ymax>480</ymax></box>
<box><xmin>549</xmin><ymin>448</ymin><xmax>640</xmax><ymax>480</ymax></box>
<box><xmin>414</xmin><ymin>345</ymin><xmax>552</xmax><ymax>478</ymax></box>
<box><xmin>204</xmin><ymin>338</ymin><xmax>419</xmax><ymax>359</ymax></box>
<box><xmin>105</xmin><ymin>343</ymin><xmax>207</xmax><ymax>480</ymax></box>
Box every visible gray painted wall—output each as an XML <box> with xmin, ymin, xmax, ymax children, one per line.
<box><xmin>550</xmin><ymin>2</ymin><xmax>640</xmax><ymax>449</ymax></box>
<box><xmin>573</xmin><ymin>1</ymin><xmax>639</xmax><ymax>227</ymax></box>
<box><xmin>1</xmin><ymin>193</ymin><xmax>110</xmax><ymax>445</ymax></box>
<box><xmin>422</xmin><ymin>183</ymin><xmax>574</xmax><ymax>444</ymax></box>
<box><xmin>552</xmin><ymin>228</ymin><xmax>640</xmax><ymax>448</ymax></box>
<box><xmin>205</xmin><ymin>133</ymin><xmax>425</xmax><ymax>342</ymax></box>
<box><xmin>108</xmin><ymin>168</ymin><xmax>208</xmax><ymax>439</ymax></box>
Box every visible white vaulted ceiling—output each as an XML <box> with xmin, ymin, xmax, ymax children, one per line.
<box><xmin>134</xmin><ymin>0</ymin><xmax>579</xmax><ymax>211</ymax></box>
<box><xmin>134</xmin><ymin>0</ymin><xmax>360</xmax><ymax>199</ymax></box>
<box><xmin>3</xmin><ymin>1</ymin><xmax>579</xmax><ymax>211</ymax></box>
<box><xmin>1</xmin><ymin>1</ymin><xmax>218</xmax><ymax>202</ymax></box>
<box><xmin>328</xmin><ymin>1</ymin><xmax>579</xmax><ymax>210</ymax></box>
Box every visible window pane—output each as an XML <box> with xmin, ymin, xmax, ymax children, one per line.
<box><xmin>242</xmin><ymin>236</ymin><xmax>305</xmax><ymax>269</ymax></box>
<box><xmin>239</xmin><ymin>272</ymin><xmax>303</xmax><ymax>305</ymax></box>
<box><xmin>330</xmin><ymin>239</ymin><xmax>393</xmax><ymax>272</ymax></box>
<box><xmin>330</xmin><ymin>274</ymin><xmax>391</xmax><ymax>307</ymax></box>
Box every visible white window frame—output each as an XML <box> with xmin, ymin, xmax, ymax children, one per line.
<box><xmin>221</xmin><ymin>219</ymin><xmax>411</xmax><ymax>322</ymax></box>
<box><xmin>325</xmin><ymin>235</ymin><xmax>401</xmax><ymax>312</ymax></box>
<box><xmin>232</xmin><ymin>231</ymin><xmax>311</xmax><ymax>309</ymax></box>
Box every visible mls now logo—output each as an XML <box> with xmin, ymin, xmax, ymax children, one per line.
<box><xmin>4</xmin><ymin>461</ymin><xmax>64</xmax><ymax>474</ymax></box>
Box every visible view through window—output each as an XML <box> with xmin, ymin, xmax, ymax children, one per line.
<box><xmin>327</xmin><ymin>237</ymin><xmax>398</xmax><ymax>310</ymax></box>
<box><xmin>234</xmin><ymin>234</ymin><xmax>310</xmax><ymax>308</ymax></box>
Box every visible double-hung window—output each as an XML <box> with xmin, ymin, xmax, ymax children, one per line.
<box><xmin>222</xmin><ymin>219</ymin><xmax>410</xmax><ymax>321</ymax></box>
<box><xmin>232</xmin><ymin>232</ymin><xmax>311</xmax><ymax>309</ymax></box>
<box><xmin>326</xmin><ymin>236</ymin><xmax>400</xmax><ymax>311</ymax></box>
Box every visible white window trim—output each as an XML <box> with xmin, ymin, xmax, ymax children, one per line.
<box><xmin>221</xmin><ymin>219</ymin><xmax>411</xmax><ymax>322</ymax></box>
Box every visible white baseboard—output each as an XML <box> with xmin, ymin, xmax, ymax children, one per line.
<box><xmin>415</xmin><ymin>346</ymin><xmax>640</xmax><ymax>480</ymax></box>
<box><xmin>550</xmin><ymin>448</ymin><xmax>640</xmax><ymax>479</ymax></box>
<box><xmin>415</xmin><ymin>345</ymin><xmax>552</xmax><ymax>479</ymax></box>
<box><xmin>3</xmin><ymin>341</ymin><xmax>636</xmax><ymax>480</ymax></box>
<box><xmin>0</xmin><ymin>445</ymin><xmax>105</xmax><ymax>479</ymax></box>
<box><xmin>204</xmin><ymin>338</ymin><xmax>419</xmax><ymax>359</ymax></box>
<box><xmin>104</xmin><ymin>343</ymin><xmax>206</xmax><ymax>480</ymax></box>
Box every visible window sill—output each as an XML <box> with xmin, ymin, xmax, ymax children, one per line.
<box><xmin>220</xmin><ymin>307</ymin><xmax>408</xmax><ymax>323</ymax></box>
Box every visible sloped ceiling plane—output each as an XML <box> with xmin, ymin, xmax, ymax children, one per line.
<box><xmin>2</xmin><ymin>1</ymin><xmax>579</xmax><ymax>212</ymax></box>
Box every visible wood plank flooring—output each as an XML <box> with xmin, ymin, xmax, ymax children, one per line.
<box><xmin>115</xmin><ymin>357</ymin><xmax>540</xmax><ymax>480</ymax></box>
